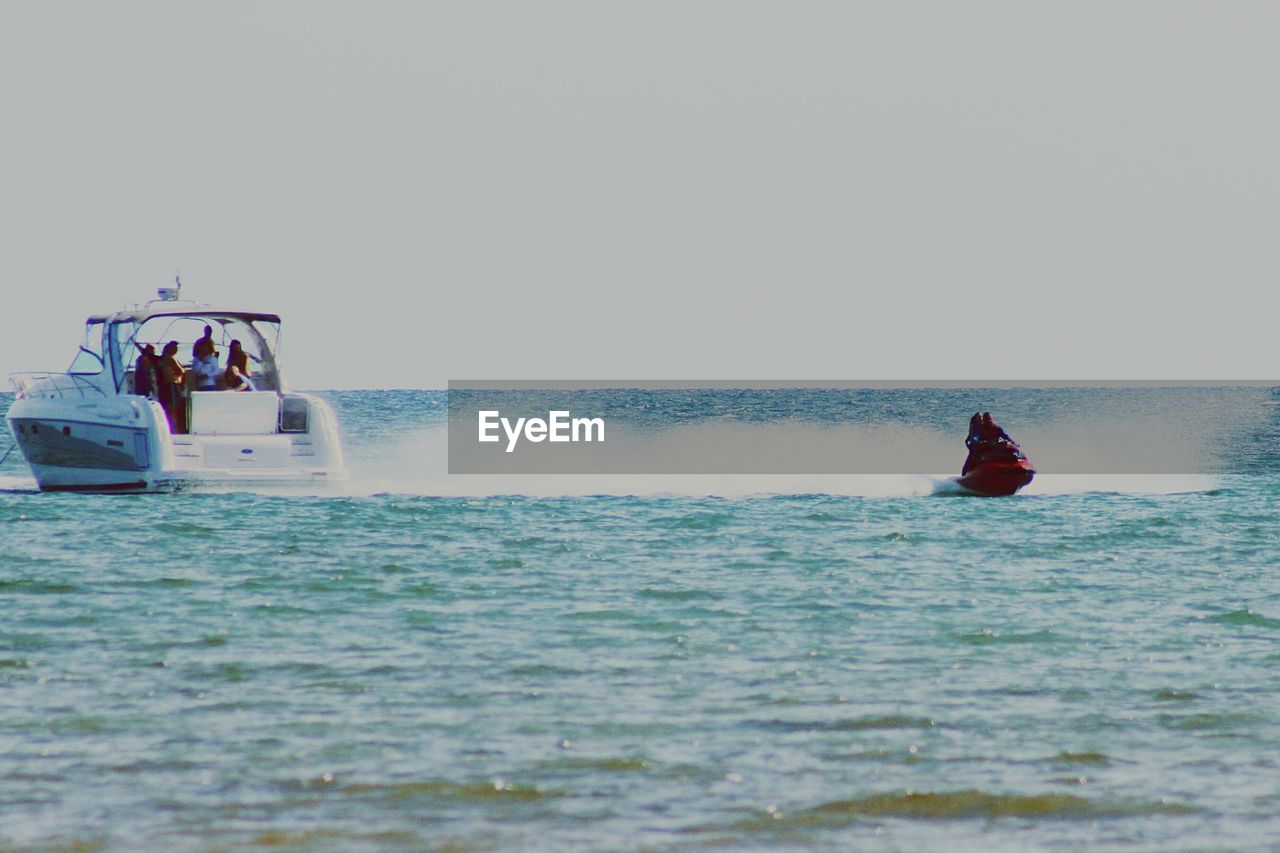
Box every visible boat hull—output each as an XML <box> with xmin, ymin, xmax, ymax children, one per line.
<box><xmin>6</xmin><ymin>393</ymin><xmax>346</xmax><ymax>494</ymax></box>
<box><xmin>953</xmin><ymin>459</ymin><xmax>1035</xmax><ymax>497</ymax></box>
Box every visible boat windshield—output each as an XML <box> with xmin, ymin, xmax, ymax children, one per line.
<box><xmin>109</xmin><ymin>314</ymin><xmax>285</xmax><ymax>393</ymax></box>
<box><xmin>67</xmin><ymin>321</ymin><xmax>105</xmax><ymax>375</ymax></box>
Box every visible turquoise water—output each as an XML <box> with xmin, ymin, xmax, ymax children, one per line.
<box><xmin>3</xmin><ymin>391</ymin><xmax>1280</xmax><ymax>849</ymax></box>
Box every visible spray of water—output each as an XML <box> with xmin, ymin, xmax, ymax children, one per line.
<box><xmin>346</xmin><ymin>422</ymin><xmax>1222</xmax><ymax>498</ymax></box>
<box><xmin>0</xmin><ymin>396</ymin><xmax>1236</xmax><ymax>497</ymax></box>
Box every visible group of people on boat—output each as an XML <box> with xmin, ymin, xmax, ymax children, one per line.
<box><xmin>962</xmin><ymin>411</ymin><xmax>1028</xmax><ymax>476</ymax></box>
<box><xmin>132</xmin><ymin>326</ymin><xmax>255</xmax><ymax>432</ymax></box>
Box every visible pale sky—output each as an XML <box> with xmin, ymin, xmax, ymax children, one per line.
<box><xmin>2</xmin><ymin>2</ymin><xmax>1277</xmax><ymax>389</ymax></box>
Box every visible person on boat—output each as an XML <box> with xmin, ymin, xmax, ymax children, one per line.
<box><xmin>192</xmin><ymin>325</ymin><xmax>215</xmax><ymax>361</ymax></box>
<box><xmin>223</xmin><ymin>340</ymin><xmax>255</xmax><ymax>392</ymax></box>
<box><xmin>191</xmin><ymin>336</ymin><xmax>221</xmax><ymax>391</ymax></box>
<box><xmin>158</xmin><ymin>341</ymin><xmax>188</xmax><ymax>432</ymax></box>
<box><xmin>967</xmin><ymin>412</ymin><xmax>983</xmax><ymax>443</ymax></box>
<box><xmin>978</xmin><ymin>412</ymin><xmax>1011</xmax><ymax>444</ymax></box>
<box><xmin>132</xmin><ymin>342</ymin><xmax>159</xmax><ymax>398</ymax></box>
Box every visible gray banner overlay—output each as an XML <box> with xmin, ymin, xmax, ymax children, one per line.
<box><xmin>447</xmin><ymin>382</ymin><xmax>1280</xmax><ymax>475</ymax></box>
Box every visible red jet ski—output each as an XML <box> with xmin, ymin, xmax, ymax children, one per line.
<box><xmin>953</xmin><ymin>413</ymin><xmax>1035</xmax><ymax>497</ymax></box>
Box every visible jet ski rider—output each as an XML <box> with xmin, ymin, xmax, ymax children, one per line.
<box><xmin>963</xmin><ymin>412</ymin><xmax>1024</xmax><ymax>475</ymax></box>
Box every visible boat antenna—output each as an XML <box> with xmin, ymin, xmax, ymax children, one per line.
<box><xmin>154</xmin><ymin>272</ymin><xmax>183</xmax><ymax>303</ymax></box>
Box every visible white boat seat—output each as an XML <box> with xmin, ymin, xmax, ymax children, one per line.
<box><xmin>189</xmin><ymin>391</ymin><xmax>279</xmax><ymax>435</ymax></box>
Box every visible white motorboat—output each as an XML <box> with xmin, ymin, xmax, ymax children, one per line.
<box><xmin>5</xmin><ymin>283</ymin><xmax>346</xmax><ymax>492</ymax></box>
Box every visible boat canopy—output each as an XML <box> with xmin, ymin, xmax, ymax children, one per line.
<box><xmin>86</xmin><ymin>309</ymin><xmax>281</xmax><ymax>325</ymax></box>
<box><xmin>93</xmin><ymin>308</ymin><xmax>288</xmax><ymax>395</ymax></box>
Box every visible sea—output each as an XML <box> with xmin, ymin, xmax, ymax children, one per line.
<box><xmin>2</xmin><ymin>388</ymin><xmax>1280</xmax><ymax>850</ymax></box>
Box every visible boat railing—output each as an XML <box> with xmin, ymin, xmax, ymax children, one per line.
<box><xmin>9</xmin><ymin>372</ymin><xmax>109</xmax><ymax>400</ymax></box>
